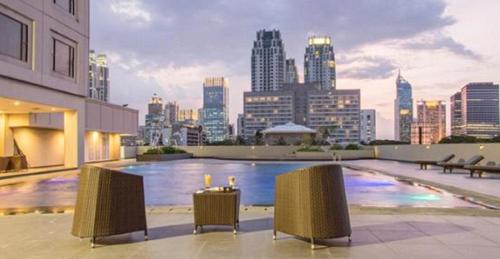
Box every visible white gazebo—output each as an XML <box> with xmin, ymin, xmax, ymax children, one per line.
<box><xmin>262</xmin><ymin>122</ymin><xmax>317</xmax><ymax>145</ymax></box>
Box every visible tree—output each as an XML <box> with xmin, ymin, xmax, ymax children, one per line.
<box><xmin>254</xmin><ymin>130</ymin><xmax>264</xmax><ymax>145</ymax></box>
<box><xmin>302</xmin><ymin>134</ymin><xmax>313</xmax><ymax>145</ymax></box>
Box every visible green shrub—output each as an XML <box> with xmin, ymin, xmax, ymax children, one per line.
<box><xmin>345</xmin><ymin>144</ymin><xmax>362</xmax><ymax>150</ymax></box>
<box><xmin>144</xmin><ymin>148</ymin><xmax>162</xmax><ymax>154</ymax></box>
<box><xmin>296</xmin><ymin>146</ymin><xmax>324</xmax><ymax>152</ymax></box>
<box><xmin>329</xmin><ymin>144</ymin><xmax>344</xmax><ymax>150</ymax></box>
<box><xmin>144</xmin><ymin>146</ymin><xmax>187</xmax><ymax>155</ymax></box>
<box><xmin>161</xmin><ymin>146</ymin><xmax>187</xmax><ymax>154</ymax></box>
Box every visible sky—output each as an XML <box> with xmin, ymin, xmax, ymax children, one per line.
<box><xmin>90</xmin><ymin>0</ymin><xmax>500</xmax><ymax>139</ymax></box>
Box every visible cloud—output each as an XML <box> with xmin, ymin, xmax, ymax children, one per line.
<box><xmin>399</xmin><ymin>31</ymin><xmax>481</xmax><ymax>60</ymax></box>
<box><xmin>89</xmin><ymin>0</ymin><xmax>484</xmax><ymax>131</ymax></box>
<box><xmin>109</xmin><ymin>0</ymin><xmax>152</xmax><ymax>25</ymax></box>
<box><xmin>338</xmin><ymin>56</ymin><xmax>398</xmax><ymax>80</ymax></box>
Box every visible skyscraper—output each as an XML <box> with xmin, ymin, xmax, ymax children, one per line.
<box><xmin>164</xmin><ymin>101</ymin><xmax>179</xmax><ymax>126</ymax></box>
<box><xmin>457</xmin><ymin>83</ymin><xmax>499</xmax><ymax>138</ymax></box>
<box><xmin>285</xmin><ymin>58</ymin><xmax>299</xmax><ymax>84</ymax></box>
<box><xmin>450</xmin><ymin>92</ymin><xmax>462</xmax><ymax>136</ymax></box>
<box><xmin>243</xmin><ymin>83</ymin><xmax>360</xmax><ymax>143</ymax></box>
<box><xmin>394</xmin><ymin>71</ymin><xmax>413</xmax><ymax>142</ymax></box>
<box><xmin>178</xmin><ymin>109</ymin><xmax>200</xmax><ymax>124</ymax></box>
<box><xmin>203</xmin><ymin>77</ymin><xmax>229</xmax><ymax>142</ymax></box>
<box><xmin>304</xmin><ymin>36</ymin><xmax>336</xmax><ymax>89</ymax></box>
<box><xmin>145</xmin><ymin>94</ymin><xmax>165</xmax><ymax>145</ymax></box>
<box><xmin>360</xmin><ymin>109</ymin><xmax>377</xmax><ymax>144</ymax></box>
<box><xmin>251</xmin><ymin>29</ymin><xmax>286</xmax><ymax>92</ymax></box>
<box><xmin>411</xmin><ymin>100</ymin><xmax>446</xmax><ymax>144</ymax></box>
<box><xmin>88</xmin><ymin>50</ymin><xmax>110</xmax><ymax>102</ymax></box>
<box><xmin>237</xmin><ymin>114</ymin><xmax>245</xmax><ymax>137</ymax></box>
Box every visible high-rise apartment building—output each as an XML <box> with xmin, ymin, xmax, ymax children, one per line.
<box><xmin>251</xmin><ymin>29</ymin><xmax>286</xmax><ymax>92</ymax></box>
<box><xmin>237</xmin><ymin>114</ymin><xmax>245</xmax><ymax>137</ymax></box>
<box><xmin>411</xmin><ymin>100</ymin><xmax>446</xmax><ymax>144</ymax></box>
<box><xmin>88</xmin><ymin>50</ymin><xmax>110</xmax><ymax>102</ymax></box>
<box><xmin>144</xmin><ymin>94</ymin><xmax>165</xmax><ymax>145</ymax></box>
<box><xmin>454</xmin><ymin>83</ymin><xmax>499</xmax><ymax>138</ymax></box>
<box><xmin>178</xmin><ymin>109</ymin><xmax>200</xmax><ymax>124</ymax></box>
<box><xmin>285</xmin><ymin>58</ymin><xmax>299</xmax><ymax>84</ymax></box>
<box><xmin>304</xmin><ymin>36</ymin><xmax>336</xmax><ymax>89</ymax></box>
<box><xmin>202</xmin><ymin>77</ymin><xmax>229</xmax><ymax>142</ymax></box>
<box><xmin>0</xmin><ymin>0</ymin><xmax>137</xmax><ymax>167</ymax></box>
<box><xmin>394</xmin><ymin>71</ymin><xmax>413</xmax><ymax>142</ymax></box>
<box><xmin>360</xmin><ymin>109</ymin><xmax>377</xmax><ymax>144</ymax></box>
<box><xmin>450</xmin><ymin>92</ymin><xmax>462</xmax><ymax>136</ymax></box>
<box><xmin>164</xmin><ymin>101</ymin><xmax>179</xmax><ymax>126</ymax></box>
<box><xmin>243</xmin><ymin>83</ymin><xmax>360</xmax><ymax>143</ymax></box>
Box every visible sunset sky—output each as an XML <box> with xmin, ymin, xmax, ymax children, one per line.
<box><xmin>90</xmin><ymin>0</ymin><xmax>500</xmax><ymax>139</ymax></box>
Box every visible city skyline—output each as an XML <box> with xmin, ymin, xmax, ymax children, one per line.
<box><xmin>90</xmin><ymin>0</ymin><xmax>500</xmax><ymax>139</ymax></box>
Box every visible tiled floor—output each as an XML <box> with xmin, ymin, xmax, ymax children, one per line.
<box><xmin>344</xmin><ymin>160</ymin><xmax>500</xmax><ymax>198</ymax></box>
<box><xmin>1</xmin><ymin>210</ymin><xmax>500</xmax><ymax>258</ymax></box>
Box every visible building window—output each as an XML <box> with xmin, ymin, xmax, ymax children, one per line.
<box><xmin>52</xmin><ymin>38</ymin><xmax>75</xmax><ymax>78</ymax></box>
<box><xmin>54</xmin><ymin>0</ymin><xmax>76</xmax><ymax>15</ymax></box>
<box><xmin>0</xmin><ymin>12</ymin><xmax>28</xmax><ymax>62</ymax></box>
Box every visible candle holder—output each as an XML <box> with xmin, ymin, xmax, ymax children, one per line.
<box><xmin>228</xmin><ymin>176</ymin><xmax>236</xmax><ymax>189</ymax></box>
<box><xmin>204</xmin><ymin>174</ymin><xmax>212</xmax><ymax>189</ymax></box>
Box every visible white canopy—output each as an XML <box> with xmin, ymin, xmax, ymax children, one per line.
<box><xmin>262</xmin><ymin>122</ymin><xmax>317</xmax><ymax>134</ymax></box>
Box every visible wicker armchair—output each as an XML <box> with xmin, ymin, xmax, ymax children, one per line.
<box><xmin>72</xmin><ymin>165</ymin><xmax>148</xmax><ymax>248</ymax></box>
<box><xmin>273</xmin><ymin>164</ymin><xmax>351</xmax><ymax>249</ymax></box>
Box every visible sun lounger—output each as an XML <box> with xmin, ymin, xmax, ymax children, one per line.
<box><xmin>437</xmin><ymin>155</ymin><xmax>484</xmax><ymax>173</ymax></box>
<box><xmin>465</xmin><ymin>161</ymin><xmax>500</xmax><ymax>178</ymax></box>
<box><xmin>415</xmin><ymin>154</ymin><xmax>455</xmax><ymax>170</ymax></box>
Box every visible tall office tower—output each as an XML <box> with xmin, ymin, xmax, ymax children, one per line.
<box><xmin>459</xmin><ymin>83</ymin><xmax>499</xmax><ymax>138</ymax></box>
<box><xmin>304</xmin><ymin>36</ymin><xmax>336</xmax><ymax>89</ymax></box>
<box><xmin>394</xmin><ymin>71</ymin><xmax>413</xmax><ymax>142</ymax></box>
<box><xmin>88</xmin><ymin>50</ymin><xmax>110</xmax><ymax>102</ymax></box>
<box><xmin>251</xmin><ymin>29</ymin><xmax>286</xmax><ymax>92</ymax></box>
<box><xmin>237</xmin><ymin>114</ymin><xmax>245</xmax><ymax>137</ymax></box>
<box><xmin>145</xmin><ymin>94</ymin><xmax>165</xmax><ymax>145</ymax></box>
<box><xmin>411</xmin><ymin>100</ymin><xmax>446</xmax><ymax>144</ymax></box>
<box><xmin>450</xmin><ymin>92</ymin><xmax>463</xmax><ymax>136</ymax></box>
<box><xmin>243</xmin><ymin>83</ymin><xmax>361</xmax><ymax>143</ymax></box>
<box><xmin>203</xmin><ymin>77</ymin><xmax>229</xmax><ymax>142</ymax></box>
<box><xmin>164</xmin><ymin>101</ymin><xmax>179</xmax><ymax>126</ymax></box>
<box><xmin>178</xmin><ymin>109</ymin><xmax>200</xmax><ymax>124</ymax></box>
<box><xmin>360</xmin><ymin>109</ymin><xmax>377</xmax><ymax>144</ymax></box>
<box><xmin>307</xmin><ymin>88</ymin><xmax>360</xmax><ymax>143</ymax></box>
<box><xmin>285</xmin><ymin>59</ymin><xmax>299</xmax><ymax>84</ymax></box>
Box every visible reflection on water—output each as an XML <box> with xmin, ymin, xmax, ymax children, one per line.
<box><xmin>0</xmin><ymin>159</ymin><xmax>482</xmax><ymax>209</ymax></box>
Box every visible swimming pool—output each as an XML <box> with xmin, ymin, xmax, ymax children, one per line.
<box><xmin>0</xmin><ymin>159</ymin><xmax>484</xmax><ymax>209</ymax></box>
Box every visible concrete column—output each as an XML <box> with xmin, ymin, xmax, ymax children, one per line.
<box><xmin>0</xmin><ymin>114</ymin><xmax>14</xmax><ymax>156</ymax></box>
<box><xmin>64</xmin><ymin>110</ymin><xmax>84</xmax><ymax>167</ymax></box>
<box><xmin>109</xmin><ymin>134</ymin><xmax>121</xmax><ymax>160</ymax></box>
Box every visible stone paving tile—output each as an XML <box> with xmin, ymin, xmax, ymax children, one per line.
<box><xmin>448</xmin><ymin>244</ymin><xmax>500</xmax><ymax>259</ymax></box>
<box><xmin>386</xmin><ymin>243</ymin><xmax>467</xmax><ymax>259</ymax></box>
<box><xmin>1</xmin><ymin>213</ymin><xmax>500</xmax><ymax>258</ymax></box>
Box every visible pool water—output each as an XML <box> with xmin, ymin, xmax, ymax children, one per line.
<box><xmin>0</xmin><ymin>159</ymin><xmax>483</xmax><ymax>209</ymax></box>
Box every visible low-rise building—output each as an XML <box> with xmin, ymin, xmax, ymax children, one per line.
<box><xmin>262</xmin><ymin>122</ymin><xmax>317</xmax><ymax>145</ymax></box>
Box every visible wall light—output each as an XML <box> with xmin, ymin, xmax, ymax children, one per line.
<box><xmin>394</xmin><ymin>146</ymin><xmax>399</xmax><ymax>150</ymax></box>
<box><xmin>479</xmin><ymin>145</ymin><xmax>485</xmax><ymax>151</ymax></box>
<box><xmin>51</xmin><ymin>108</ymin><xmax>57</xmax><ymax>111</ymax></box>
<box><xmin>251</xmin><ymin>146</ymin><xmax>255</xmax><ymax>150</ymax></box>
<box><xmin>14</xmin><ymin>101</ymin><xmax>20</xmax><ymax>106</ymax></box>
<box><xmin>92</xmin><ymin>131</ymin><xmax>99</xmax><ymax>142</ymax></box>
<box><xmin>426</xmin><ymin>145</ymin><xmax>430</xmax><ymax>149</ymax></box>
